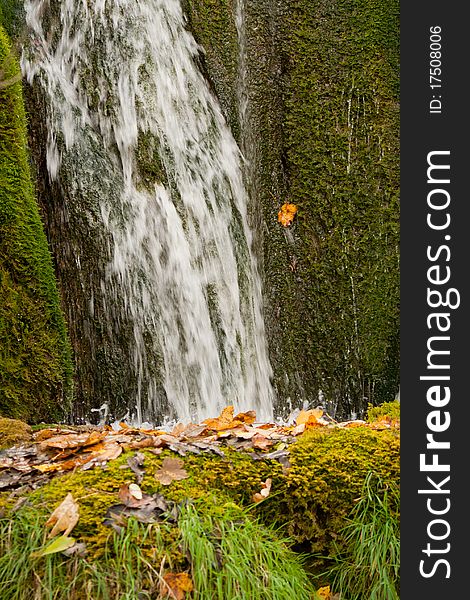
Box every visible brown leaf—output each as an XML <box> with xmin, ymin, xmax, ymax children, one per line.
<box><xmin>81</xmin><ymin>441</ymin><xmax>122</xmax><ymax>470</ymax></box>
<box><xmin>39</xmin><ymin>430</ymin><xmax>105</xmax><ymax>452</ymax></box>
<box><xmin>159</xmin><ymin>572</ymin><xmax>193</xmax><ymax>599</ymax></box>
<box><xmin>82</xmin><ymin>430</ymin><xmax>107</xmax><ymax>447</ymax></box>
<box><xmin>181</xmin><ymin>424</ymin><xmax>207</xmax><ymax>439</ymax></box>
<box><xmin>45</xmin><ymin>493</ymin><xmax>79</xmax><ymax>538</ymax></box>
<box><xmin>155</xmin><ymin>458</ymin><xmax>189</xmax><ymax>486</ymax></box>
<box><xmin>252</xmin><ymin>433</ymin><xmax>274</xmax><ymax>450</ymax></box>
<box><xmin>125</xmin><ymin>452</ymin><xmax>146</xmax><ymax>483</ymax></box>
<box><xmin>253</xmin><ymin>478</ymin><xmax>272</xmax><ymax>503</ymax></box>
<box><xmin>118</xmin><ymin>483</ymin><xmax>155</xmax><ymax>508</ymax></box>
<box><xmin>34</xmin><ymin>454</ymin><xmax>91</xmax><ymax>473</ymax></box>
<box><xmin>290</xmin><ymin>423</ymin><xmax>306</xmax><ymax>436</ymax></box>
<box><xmin>170</xmin><ymin>423</ymin><xmax>188</xmax><ymax>437</ymax></box>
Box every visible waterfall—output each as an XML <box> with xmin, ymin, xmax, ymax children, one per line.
<box><xmin>22</xmin><ymin>0</ymin><xmax>274</xmax><ymax>424</ymax></box>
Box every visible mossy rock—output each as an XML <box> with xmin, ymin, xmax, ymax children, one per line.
<box><xmin>1</xmin><ymin>427</ymin><xmax>399</xmax><ymax>565</ymax></box>
<box><xmin>0</xmin><ymin>417</ymin><xmax>32</xmax><ymax>449</ymax></box>
<box><xmin>0</xmin><ymin>26</ymin><xmax>73</xmax><ymax>422</ymax></box>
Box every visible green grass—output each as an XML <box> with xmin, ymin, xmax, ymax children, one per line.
<box><xmin>0</xmin><ymin>497</ymin><xmax>317</xmax><ymax>599</ymax></box>
<box><xmin>179</xmin><ymin>501</ymin><xmax>316</xmax><ymax>599</ymax></box>
<box><xmin>321</xmin><ymin>471</ymin><xmax>400</xmax><ymax>600</ymax></box>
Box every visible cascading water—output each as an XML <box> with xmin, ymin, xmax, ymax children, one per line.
<box><xmin>22</xmin><ymin>0</ymin><xmax>274</xmax><ymax>424</ymax></box>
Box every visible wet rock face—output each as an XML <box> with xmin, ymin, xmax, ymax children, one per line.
<box><xmin>186</xmin><ymin>0</ymin><xmax>400</xmax><ymax>418</ymax></box>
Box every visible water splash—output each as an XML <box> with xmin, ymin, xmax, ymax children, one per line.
<box><xmin>22</xmin><ymin>0</ymin><xmax>274</xmax><ymax>423</ymax></box>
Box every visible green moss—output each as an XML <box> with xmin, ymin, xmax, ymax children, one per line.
<box><xmin>0</xmin><ymin>26</ymin><xmax>73</xmax><ymax>422</ymax></box>
<box><xmin>0</xmin><ymin>417</ymin><xmax>32</xmax><ymax>449</ymax></box>
<box><xmin>367</xmin><ymin>399</ymin><xmax>400</xmax><ymax>422</ymax></box>
<box><xmin>184</xmin><ymin>0</ymin><xmax>240</xmax><ymax>138</ymax></box>
<box><xmin>282</xmin><ymin>427</ymin><xmax>400</xmax><ymax>556</ymax></box>
<box><xmin>0</xmin><ymin>0</ymin><xmax>23</xmax><ymax>37</ymax></box>
<box><xmin>271</xmin><ymin>0</ymin><xmax>400</xmax><ymax>413</ymax></box>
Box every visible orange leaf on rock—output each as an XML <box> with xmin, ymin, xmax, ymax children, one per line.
<box><xmin>45</xmin><ymin>493</ymin><xmax>79</xmax><ymax>538</ymax></box>
<box><xmin>203</xmin><ymin>406</ymin><xmax>236</xmax><ymax>431</ymax></box>
<box><xmin>233</xmin><ymin>410</ymin><xmax>256</xmax><ymax>425</ymax></box>
<box><xmin>159</xmin><ymin>572</ymin><xmax>193</xmax><ymax>599</ymax></box>
<box><xmin>155</xmin><ymin>458</ymin><xmax>189</xmax><ymax>486</ymax></box>
<box><xmin>277</xmin><ymin>203</ymin><xmax>298</xmax><ymax>227</ymax></box>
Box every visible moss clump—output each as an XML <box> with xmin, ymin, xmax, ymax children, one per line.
<box><xmin>0</xmin><ymin>26</ymin><xmax>73</xmax><ymax>422</ymax></box>
<box><xmin>0</xmin><ymin>417</ymin><xmax>32</xmax><ymax>449</ymax></box>
<box><xmin>367</xmin><ymin>399</ymin><xmax>400</xmax><ymax>422</ymax></box>
<box><xmin>281</xmin><ymin>427</ymin><xmax>399</xmax><ymax>556</ymax></box>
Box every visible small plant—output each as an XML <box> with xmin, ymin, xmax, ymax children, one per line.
<box><xmin>321</xmin><ymin>472</ymin><xmax>400</xmax><ymax>600</ymax></box>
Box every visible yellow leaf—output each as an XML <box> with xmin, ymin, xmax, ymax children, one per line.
<box><xmin>296</xmin><ymin>408</ymin><xmax>323</xmax><ymax>426</ymax></box>
<box><xmin>317</xmin><ymin>585</ymin><xmax>331</xmax><ymax>599</ymax></box>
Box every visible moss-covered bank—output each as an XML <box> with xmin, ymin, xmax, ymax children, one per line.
<box><xmin>0</xmin><ymin>424</ymin><xmax>399</xmax><ymax>597</ymax></box>
<box><xmin>0</xmin><ymin>25</ymin><xmax>73</xmax><ymax>421</ymax></box>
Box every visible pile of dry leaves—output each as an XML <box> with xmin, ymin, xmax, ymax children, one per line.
<box><xmin>0</xmin><ymin>405</ymin><xmax>398</xmax><ymax>494</ymax></box>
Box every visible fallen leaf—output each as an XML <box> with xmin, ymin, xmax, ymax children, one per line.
<box><xmin>159</xmin><ymin>572</ymin><xmax>193</xmax><ymax>600</ymax></box>
<box><xmin>81</xmin><ymin>441</ymin><xmax>122</xmax><ymax>469</ymax></box>
<box><xmin>296</xmin><ymin>409</ymin><xmax>323</xmax><ymax>426</ymax></box>
<box><xmin>155</xmin><ymin>458</ymin><xmax>189</xmax><ymax>486</ymax></box>
<box><xmin>181</xmin><ymin>424</ymin><xmax>207</xmax><ymax>439</ymax></box>
<box><xmin>253</xmin><ymin>478</ymin><xmax>272</xmax><ymax>503</ymax></box>
<box><xmin>45</xmin><ymin>493</ymin><xmax>79</xmax><ymax>538</ymax></box>
<box><xmin>34</xmin><ymin>454</ymin><xmax>91</xmax><ymax>473</ymax></box>
<box><xmin>252</xmin><ymin>433</ymin><xmax>274</xmax><ymax>450</ymax></box>
<box><xmin>31</xmin><ymin>535</ymin><xmax>76</xmax><ymax>558</ymax></box>
<box><xmin>124</xmin><ymin>452</ymin><xmax>146</xmax><ymax>483</ymax></box>
<box><xmin>171</xmin><ymin>423</ymin><xmax>188</xmax><ymax>437</ymax></box>
<box><xmin>233</xmin><ymin>410</ymin><xmax>256</xmax><ymax>424</ymax></box>
<box><xmin>117</xmin><ymin>483</ymin><xmax>154</xmax><ymax>508</ymax></box>
<box><xmin>61</xmin><ymin>541</ymin><xmax>87</xmax><ymax>557</ymax></box>
<box><xmin>203</xmin><ymin>406</ymin><xmax>236</xmax><ymax>431</ymax></box>
<box><xmin>278</xmin><ymin>203</ymin><xmax>298</xmax><ymax>227</ymax></box>
<box><xmin>290</xmin><ymin>423</ymin><xmax>306</xmax><ymax>436</ymax></box>
<box><xmin>317</xmin><ymin>585</ymin><xmax>331</xmax><ymax>599</ymax></box>
<box><xmin>343</xmin><ymin>420</ymin><xmax>367</xmax><ymax>428</ymax></box>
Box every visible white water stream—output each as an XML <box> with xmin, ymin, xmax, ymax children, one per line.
<box><xmin>22</xmin><ymin>0</ymin><xmax>274</xmax><ymax>423</ymax></box>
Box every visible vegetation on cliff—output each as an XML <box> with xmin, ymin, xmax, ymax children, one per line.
<box><xmin>0</xmin><ymin>24</ymin><xmax>73</xmax><ymax>422</ymax></box>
